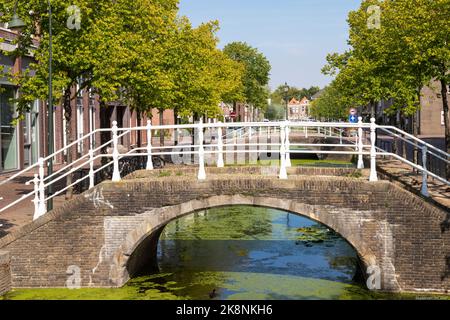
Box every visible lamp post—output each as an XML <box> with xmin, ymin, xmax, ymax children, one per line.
<box><xmin>283</xmin><ymin>82</ymin><xmax>289</xmax><ymax>121</ymax></box>
<box><xmin>9</xmin><ymin>0</ymin><xmax>54</xmax><ymax>211</ymax></box>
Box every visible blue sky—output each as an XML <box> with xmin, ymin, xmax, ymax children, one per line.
<box><xmin>178</xmin><ymin>0</ymin><xmax>361</xmax><ymax>90</ymax></box>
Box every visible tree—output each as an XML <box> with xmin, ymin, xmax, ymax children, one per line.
<box><xmin>223</xmin><ymin>41</ymin><xmax>271</xmax><ymax>111</ymax></box>
<box><xmin>265</xmin><ymin>103</ymin><xmax>285</xmax><ymax>121</ymax></box>
<box><xmin>322</xmin><ymin>0</ymin><xmax>450</xmax><ymax>177</ymax></box>
<box><xmin>166</xmin><ymin>19</ymin><xmax>244</xmax><ymax>122</ymax></box>
<box><xmin>309</xmin><ymin>82</ymin><xmax>350</xmax><ymax>121</ymax></box>
<box><xmin>1</xmin><ymin>0</ymin><xmax>118</xmax><ymax>197</ymax></box>
<box><xmin>270</xmin><ymin>85</ymin><xmax>320</xmax><ymax>105</ymax></box>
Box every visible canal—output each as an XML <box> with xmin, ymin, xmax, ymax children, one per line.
<box><xmin>1</xmin><ymin>206</ymin><xmax>447</xmax><ymax>300</ymax></box>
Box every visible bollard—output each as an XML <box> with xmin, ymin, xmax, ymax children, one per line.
<box><xmin>146</xmin><ymin>120</ymin><xmax>153</xmax><ymax>170</ymax></box>
<box><xmin>111</xmin><ymin>121</ymin><xmax>121</xmax><ymax>182</ymax></box>
<box><xmin>357</xmin><ymin>117</ymin><xmax>364</xmax><ymax>169</ymax></box>
<box><xmin>369</xmin><ymin>118</ymin><xmax>378</xmax><ymax>182</ymax></box>
<box><xmin>217</xmin><ymin>123</ymin><xmax>224</xmax><ymax>168</ymax></box>
<box><xmin>421</xmin><ymin>145</ymin><xmax>429</xmax><ymax>197</ymax></box>
<box><xmin>197</xmin><ymin>120</ymin><xmax>206</xmax><ymax>180</ymax></box>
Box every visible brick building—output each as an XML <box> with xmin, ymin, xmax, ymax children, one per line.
<box><xmin>373</xmin><ymin>80</ymin><xmax>449</xmax><ymax>150</ymax></box>
<box><xmin>288</xmin><ymin>97</ymin><xmax>310</xmax><ymax>121</ymax></box>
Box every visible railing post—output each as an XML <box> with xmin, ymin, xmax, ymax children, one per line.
<box><xmin>304</xmin><ymin>126</ymin><xmax>308</xmax><ymax>138</ymax></box>
<box><xmin>339</xmin><ymin>129</ymin><xmax>343</xmax><ymax>145</ymax></box>
<box><xmin>217</xmin><ymin>122</ymin><xmax>224</xmax><ymax>168</ymax></box>
<box><xmin>146</xmin><ymin>120</ymin><xmax>153</xmax><ymax>170</ymax></box>
<box><xmin>279</xmin><ymin>123</ymin><xmax>288</xmax><ymax>179</ymax></box>
<box><xmin>37</xmin><ymin>158</ymin><xmax>46</xmax><ymax>218</ymax></box>
<box><xmin>111</xmin><ymin>121</ymin><xmax>121</xmax><ymax>182</ymax></box>
<box><xmin>285</xmin><ymin>121</ymin><xmax>291</xmax><ymax>168</ymax></box>
<box><xmin>31</xmin><ymin>174</ymin><xmax>40</xmax><ymax>220</ymax></box>
<box><xmin>198</xmin><ymin>119</ymin><xmax>206</xmax><ymax>180</ymax></box>
<box><xmin>267</xmin><ymin>126</ymin><xmax>271</xmax><ymax>139</ymax></box>
<box><xmin>89</xmin><ymin>149</ymin><xmax>95</xmax><ymax>189</ymax></box>
<box><xmin>421</xmin><ymin>145</ymin><xmax>429</xmax><ymax>197</ymax></box>
<box><xmin>357</xmin><ymin>117</ymin><xmax>364</xmax><ymax>169</ymax></box>
<box><xmin>249</xmin><ymin>126</ymin><xmax>252</xmax><ymax>139</ymax></box>
<box><xmin>369</xmin><ymin>118</ymin><xmax>378</xmax><ymax>182</ymax></box>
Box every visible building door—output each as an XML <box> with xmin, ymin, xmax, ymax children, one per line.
<box><xmin>23</xmin><ymin>100</ymin><xmax>39</xmax><ymax>166</ymax></box>
<box><xmin>0</xmin><ymin>86</ymin><xmax>18</xmax><ymax>172</ymax></box>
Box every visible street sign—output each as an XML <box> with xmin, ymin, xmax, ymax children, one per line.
<box><xmin>230</xmin><ymin>112</ymin><xmax>237</xmax><ymax>119</ymax></box>
<box><xmin>349</xmin><ymin>108</ymin><xmax>358</xmax><ymax>123</ymax></box>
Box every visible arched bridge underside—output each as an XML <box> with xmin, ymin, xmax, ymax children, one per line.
<box><xmin>0</xmin><ymin>167</ymin><xmax>449</xmax><ymax>293</ymax></box>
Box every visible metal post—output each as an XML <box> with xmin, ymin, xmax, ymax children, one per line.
<box><xmin>198</xmin><ymin>120</ymin><xmax>206</xmax><ymax>180</ymax></box>
<box><xmin>357</xmin><ymin>117</ymin><xmax>364</xmax><ymax>169</ymax></box>
<box><xmin>285</xmin><ymin>121</ymin><xmax>291</xmax><ymax>168</ymax></box>
<box><xmin>111</xmin><ymin>121</ymin><xmax>121</xmax><ymax>182</ymax></box>
<box><xmin>249</xmin><ymin>126</ymin><xmax>252</xmax><ymax>140</ymax></box>
<box><xmin>31</xmin><ymin>174</ymin><xmax>40</xmax><ymax>220</ymax></box>
<box><xmin>89</xmin><ymin>149</ymin><xmax>95</xmax><ymax>189</ymax></box>
<box><xmin>369</xmin><ymin>118</ymin><xmax>378</xmax><ymax>182</ymax></box>
<box><xmin>304</xmin><ymin>126</ymin><xmax>308</xmax><ymax>139</ymax></box>
<box><xmin>268</xmin><ymin>126</ymin><xmax>271</xmax><ymax>139</ymax></box>
<box><xmin>421</xmin><ymin>145</ymin><xmax>429</xmax><ymax>197</ymax></box>
<box><xmin>339</xmin><ymin>129</ymin><xmax>343</xmax><ymax>145</ymax></box>
<box><xmin>217</xmin><ymin>122</ymin><xmax>224</xmax><ymax>168</ymax></box>
<box><xmin>279</xmin><ymin>123</ymin><xmax>288</xmax><ymax>179</ymax></box>
<box><xmin>37</xmin><ymin>158</ymin><xmax>46</xmax><ymax>217</ymax></box>
<box><xmin>146</xmin><ymin>120</ymin><xmax>153</xmax><ymax>170</ymax></box>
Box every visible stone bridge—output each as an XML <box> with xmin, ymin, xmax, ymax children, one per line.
<box><xmin>0</xmin><ymin>166</ymin><xmax>449</xmax><ymax>294</ymax></box>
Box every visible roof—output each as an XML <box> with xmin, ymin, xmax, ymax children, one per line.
<box><xmin>311</xmin><ymin>90</ymin><xmax>324</xmax><ymax>100</ymax></box>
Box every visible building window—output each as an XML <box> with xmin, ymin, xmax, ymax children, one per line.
<box><xmin>23</xmin><ymin>100</ymin><xmax>40</xmax><ymax>166</ymax></box>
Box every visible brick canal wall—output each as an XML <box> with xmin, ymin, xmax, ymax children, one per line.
<box><xmin>0</xmin><ymin>167</ymin><xmax>448</xmax><ymax>293</ymax></box>
<box><xmin>0</xmin><ymin>251</ymin><xmax>11</xmax><ymax>295</ymax></box>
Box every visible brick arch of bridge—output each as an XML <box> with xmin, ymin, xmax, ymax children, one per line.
<box><xmin>109</xmin><ymin>195</ymin><xmax>381</xmax><ymax>289</ymax></box>
<box><xmin>1</xmin><ymin>172</ymin><xmax>448</xmax><ymax>293</ymax></box>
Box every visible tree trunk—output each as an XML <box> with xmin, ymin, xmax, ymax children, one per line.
<box><xmin>159</xmin><ymin>108</ymin><xmax>164</xmax><ymax>147</ymax></box>
<box><xmin>370</xmin><ymin>101</ymin><xmax>376</xmax><ymax>119</ymax></box>
<box><xmin>440</xmin><ymin>79</ymin><xmax>450</xmax><ymax>180</ymax></box>
<box><xmin>174</xmin><ymin>109</ymin><xmax>179</xmax><ymax>146</ymax></box>
<box><xmin>63</xmin><ymin>87</ymin><xmax>73</xmax><ymax>200</ymax></box>
<box><xmin>137</xmin><ymin>111</ymin><xmax>142</xmax><ymax>148</ymax></box>
<box><xmin>391</xmin><ymin>111</ymin><xmax>398</xmax><ymax>155</ymax></box>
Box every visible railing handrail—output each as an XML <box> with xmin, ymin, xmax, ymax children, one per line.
<box><xmin>378</xmin><ymin>125</ymin><xmax>449</xmax><ymax>158</ymax></box>
<box><xmin>1</xmin><ymin>119</ymin><xmax>448</xmax><ymax>221</ymax></box>
<box><xmin>375</xmin><ymin>147</ymin><xmax>450</xmax><ymax>186</ymax></box>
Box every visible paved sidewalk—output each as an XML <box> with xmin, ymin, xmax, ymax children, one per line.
<box><xmin>377</xmin><ymin>158</ymin><xmax>450</xmax><ymax>209</ymax></box>
<box><xmin>0</xmin><ymin>165</ymin><xmax>69</xmax><ymax>237</ymax></box>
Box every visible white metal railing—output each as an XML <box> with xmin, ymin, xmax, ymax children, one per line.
<box><xmin>0</xmin><ymin>118</ymin><xmax>448</xmax><ymax>222</ymax></box>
